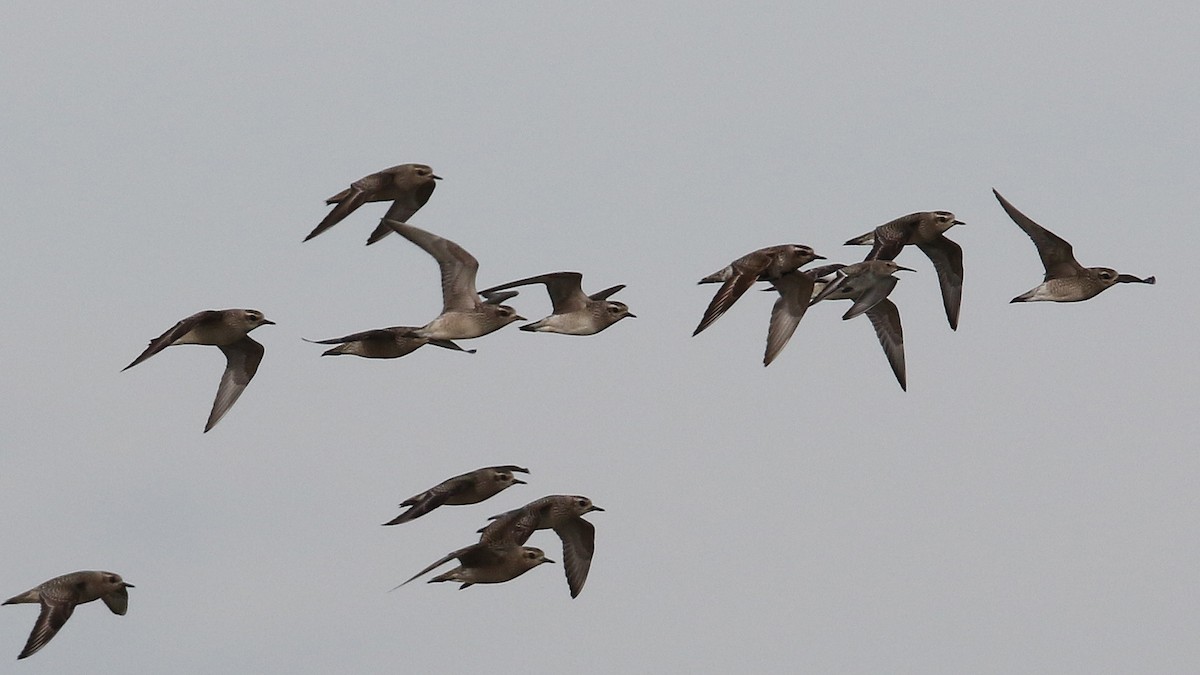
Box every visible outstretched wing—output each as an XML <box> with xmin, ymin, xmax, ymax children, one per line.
<box><xmin>122</xmin><ymin>310</ymin><xmax>222</xmax><ymax>371</ymax></box>
<box><xmin>17</xmin><ymin>599</ymin><xmax>76</xmax><ymax>660</ymax></box>
<box><xmin>764</xmin><ymin>271</ymin><xmax>815</xmax><ymax>366</ymax></box>
<box><xmin>993</xmin><ymin>189</ymin><xmax>1086</xmax><ymax>280</ymax></box>
<box><xmin>554</xmin><ymin>518</ymin><xmax>596</xmax><ymax>598</ymax></box>
<box><xmin>387</xmin><ymin>220</ymin><xmax>481</xmax><ymax>312</ymax></box>
<box><xmin>206</xmin><ymin>336</ymin><xmax>265</xmax><ymax>432</ymax></box>
<box><xmin>916</xmin><ymin>237</ymin><xmax>963</xmax><ymax>330</ymax></box>
<box><xmin>864</xmin><ymin>299</ymin><xmax>906</xmax><ymax>391</ymax></box>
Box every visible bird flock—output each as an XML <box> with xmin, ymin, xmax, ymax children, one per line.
<box><xmin>5</xmin><ymin>164</ymin><xmax>1155</xmax><ymax>660</ymax></box>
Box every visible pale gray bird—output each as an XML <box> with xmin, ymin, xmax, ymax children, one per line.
<box><xmin>382</xmin><ymin>465</ymin><xmax>530</xmax><ymax>526</ymax></box>
<box><xmin>479</xmin><ymin>272</ymin><xmax>636</xmax><ymax>335</ymax></box>
<box><xmin>304</xmin><ymin>327</ymin><xmax>474</xmax><ymax>359</ymax></box>
<box><xmin>4</xmin><ymin>571</ymin><xmax>133</xmax><ymax>660</ymax></box>
<box><xmin>123</xmin><ymin>309</ymin><xmax>274</xmax><ymax>432</ymax></box>
<box><xmin>385</xmin><ymin>220</ymin><xmax>525</xmax><ymax>340</ymax></box>
<box><xmin>845</xmin><ymin>211</ymin><xmax>964</xmax><ymax>330</ymax></box>
<box><xmin>479</xmin><ymin>495</ymin><xmax>604</xmax><ymax>598</ymax></box>
<box><xmin>810</xmin><ymin>260</ymin><xmax>914</xmax><ymax>320</ymax></box>
<box><xmin>305</xmin><ymin>163</ymin><xmax>440</xmax><ymax>244</ymax></box>
<box><xmin>693</xmin><ymin>244</ymin><xmax>825</xmax><ymax>336</ymax></box>
<box><xmin>396</xmin><ymin>544</ymin><xmax>553</xmax><ymax>590</ymax></box>
<box><xmin>806</xmin><ymin>263</ymin><xmax>907</xmax><ymax>391</ymax></box>
<box><xmin>993</xmin><ymin>189</ymin><xmax>1156</xmax><ymax>302</ymax></box>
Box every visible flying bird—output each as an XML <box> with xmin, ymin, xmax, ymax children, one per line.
<box><xmin>382</xmin><ymin>465</ymin><xmax>529</xmax><ymax>526</ymax></box>
<box><xmin>123</xmin><ymin>308</ymin><xmax>274</xmax><ymax>432</ymax></box>
<box><xmin>385</xmin><ymin>220</ymin><xmax>525</xmax><ymax>341</ymax></box>
<box><xmin>993</xmin><ymin>189</ymin><xmax>1155</xmax><ymax>302</ymax></box>
<box><xmin>304</xmin><ymin>327</ymin><xmax>473</xmax><ymax>359</ymax></box>
<box><xmin>806</xmin><ymin>263</ymin><xmax>908</xmax><ymax>390</ymax></box>
<box><xmin>479</xmin><ymin>272</ymin><xmax>635</xmax><ymax>335</ymax></box>
<box><xmin>809</xmin><ymin>260</ymin><xmax>914</xmax><ymax>320</ymax></box>
<box><xmin>845</xmin><ymin>211</ymin><xmax>963</xmax><ymax>330</ymax></box>
<box><xmin>4</xmin><ymin>571</ymin><xmax>133</xmax><ymax>660</ymax></box>
<box><xmin>693</xmin><ymin>244</ymin><xmax>824</xmax><ymax>337</ymax></box>
<box><xmin>304</xmin><ymin>163</ymin><xmax>440</xmax><ymax>244</ymax></box>
<box><xmin>479</xmin><ymin>495</ymin><xmax>604</xmax><ymax>598</ymax></box>
<box><xmin>396</xmin><ymin>544</ymin><xmax>553</xmax><ymax>590</ymax></box>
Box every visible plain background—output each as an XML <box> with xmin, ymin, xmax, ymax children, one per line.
<box><xmin>2</xmin><ymin>2</ymin><xmax>1196</xmax><ymax>673</ymax></box>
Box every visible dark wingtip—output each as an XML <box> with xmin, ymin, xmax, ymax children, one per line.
<box><xmin>1009</xmin><ymin>297</ymin><xmax>1023</xmax><ymax>303</ymax></box>
<box><xmin>1145</xmin><ymin>276</ymin><xmax>1156</xmax><ymax>285</ymax></box>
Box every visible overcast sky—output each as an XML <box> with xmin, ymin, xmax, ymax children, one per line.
<box><xmin>2</xmin><ymin>2</ymin><xmax>1197</xmax><ymax>673</ymax></box>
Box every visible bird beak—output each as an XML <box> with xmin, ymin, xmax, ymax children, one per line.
<box><xmin>515</xmin><ymin>315</ymin><xmax>527</xmax><ymax>321</ymax></box>
<box><xmin>896</xmin><ymin>266</ymin><xmax>917</xmax><ymax>273</ymax></box>
<box><xmin>626</xmin><ymin>313</ymin><xmax>637</xmax><ymax>319</ymax></box>
<box><xmin>953</xmin><ymin>220</ymin><xmax>965</xmax><ymax>226</ymax></box>
<box><xmin>1117</xmin><ymin>274</ymin><xmax>1155</xmax><ymax>284</ymax></box>
<box><xmin>813</xmin><ymin>254</ymin><xmax>827</xmax><ymax>260</ymax></box>
<box><xmin>543</xmin><ymin>558</ymin><xmax>556</xmax><ymax>564</ymax></box>
<box><xmin>123</xmin><ymin>583</ymin><xmax>135</xmax><ymax>588</ymax></box>
<box><xmin>512</xmin><ymin>478</ymin><xmax>527</xmax><ymax>485</ymax></box>
<box><xmin>262</xmin><ymin>319</ymin><xmax>276</xmax><ymax>325</ymax></box>
<box><xmin>432</xmin><ymin>174</ymin><xmax>443</xmax><ymax>180</ymax></box>
<box><xmin>589</xmin><ymin>506</ymin><xmax>605</xmax><ymax>513</ymax></box>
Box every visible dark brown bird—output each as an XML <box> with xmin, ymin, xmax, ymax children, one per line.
<box><xmin>304</xmin><ymin>163</ymin><xmax>440</xmax><ymax>244</ymax></box>
<box><xmin>382</xmin><ymin>466</ymin><xmax>529</xmax><ymax>526</ymax></box>
<box><xmin>845</xmin><ymin>211</ymin><xmax>963</xmax><ymax>330</ymax></box>
<box><xmin>693</xmin><ymin>244</ymin><xmax>824</xmax><ymax>337</ymax></box>
<box><xmin>4</xmin><ymin>571</ymin><xmax>133</xmax><ymax>660</ymax></box>
<box><xmin>304</xmin><ymin>327</ymin><xmax>473</xmax><ymax>359</ymax></box>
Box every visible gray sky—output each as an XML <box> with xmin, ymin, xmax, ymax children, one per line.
<box><xmin>2</xmin><ymin>2</ymin><xmax>1197</xmax><ymax>673</ymax></box>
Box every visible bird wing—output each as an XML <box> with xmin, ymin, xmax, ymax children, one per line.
<box><xmin>306</xmin><ymin>184</ymin><xmax>369</xmax><ymax>242</ymax></box>
<box><xmin>993</xmin><ymin>189</ymin><xmax>1086</xmax><ymax>280</ymax></box>
<box><xmin>365</xmin><ymin>179</ymin><xmax>436</xmax><ymax>245</ymax></box>
<box><xmin>692</xmin><ymin>253</ymin><xmax>769</xmax><ymax>336</ymax></box>
<box><xmin>305</xmin><ymin>327</ymin><xmax>417</xmax><ymax>344</ymax></box>
<box><xmin>387</xmin><ymin>221</ymin><xmax>481</xmax><ymax>312</ymax></box>
<box><xmin>864</xmin><ymin>299</ymin><xmax>906</xmax><ymax>391</ymax></box>
<box><xmin>122</xmin><ymin>310</ymin><xmax>223</xmax><ymax>371</ymax></box>
<box><xmin>18</xmin><ymin>599</ymin><xmax>76</xmax><ymax>660</ymax></box>
<box><xmin>842</xmin><ymin>275</ymin><xmax>898</xmax><ymax>321</ymax></box>
<box><xmin>588</xmin><ymin>284</ymin><xmax>626</xmax><ymax>302</ymax></box>
<box><xmin>481</xmin><ymin>272</ymin><xmax>589</xmax><ymax>313</ymax></box>
<box><xmin>101</xmin><ymin>586</ymin><xmax>129</xmax><ymax>616</ymax></box>
<box><xmin>206</xmin><ymin>336</ymin><xmax>265</xmax><ymax>432</ymax></box>
<box><xmin>554</xmin><ymin>518</ymin><xmax>596</xmax><ymax>598</ymax></box>
<box><xmin>764</xmin><ymin>271</ymin><xmax>815</xmax><ymax>366</ymax></box>
<box><xmin>916</xmin><ymin>237</ymin><xmax>963</xmax><ymax>330</ymax></box>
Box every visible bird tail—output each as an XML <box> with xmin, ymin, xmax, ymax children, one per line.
<box><xmin>2</xmin><ymin>590</ymin><xmax>38</xmax><ymax>605</ymax></box>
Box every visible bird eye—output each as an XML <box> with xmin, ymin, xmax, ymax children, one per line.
<box><xmin>577</xmin><ymin>499</ymin><xmax>588</xmax><ymax>507</ymax></box>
